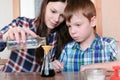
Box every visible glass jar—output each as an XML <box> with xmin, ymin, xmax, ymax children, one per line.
<box><xmin>85</xmin><ymin>68</ymin><xmax>106</xmax><ymax>80</ymax></box>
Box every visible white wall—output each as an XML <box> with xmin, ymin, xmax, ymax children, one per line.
<box><xmin>102</xmin><ymin>0</ymin><xmax>120</xmax><ymax>40</ymax></box>
<box><xmin>20</xmin><ymin>0</ymin><xmax>35</xmax><ymax>18</ymax></box>
<box><xmin>0</xmin><ymin>0</ymin><xmax>12</xmax><ymax>59</ymax></box>
<box><xmin>0</xmin><ymin>0</ymin><xmax>13</xmax><ymax>29</ymax></box>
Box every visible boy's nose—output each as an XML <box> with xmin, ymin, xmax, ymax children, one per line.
<box><xmin>70</xmin><ymin>28</ymin><xmax>76</xmax><ymax>34</ymax></box>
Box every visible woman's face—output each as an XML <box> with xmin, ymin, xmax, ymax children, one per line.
<box><xmin>45</xmin><ymin>2</ymin><xmax>66</xmax><ymax>30</ymax></box>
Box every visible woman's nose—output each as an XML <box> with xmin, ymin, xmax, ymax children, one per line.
<box><xmin>53</xmin><ymin>14</ymin><xmax>60</xmax><ymax>23</ymax></box>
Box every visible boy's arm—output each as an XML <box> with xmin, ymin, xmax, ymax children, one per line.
<box><xmin>80</xmin><ymin>60</ymin><xmax>120</xmax><ymax>72</ymax></box>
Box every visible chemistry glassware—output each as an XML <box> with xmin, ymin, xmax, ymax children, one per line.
<box><xmin>40</xmin><ymin>45</ymin><xmax>55</xmax><ymax>77</ymax></box>
<box><xmin>7</xmin><ymin>35</ymin><xmax>46</xmax><ymax>50</ymax></box>
<box><xmin>85</xmin><ymin>68</ymin><xmax>106</xmax><ymax>80</ymax></box>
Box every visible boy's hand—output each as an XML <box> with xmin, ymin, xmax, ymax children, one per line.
<box><xmin>52</xmin><ymin>60</ymin><xmax>64</xmax><ymax>73</ymax></box>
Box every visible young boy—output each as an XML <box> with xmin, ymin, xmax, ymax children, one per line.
<box><xmin>53</xmin><ymin>0</ymin><xmax>120</xmax><ymax>72</ymax></box>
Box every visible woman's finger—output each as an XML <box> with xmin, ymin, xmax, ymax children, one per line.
<box><xmin>23</xmin><ymin>28</ymin><xmax>38</xmax><ymax>37</ymax></box>
<box><xmin>16</xmin><ymin>27</ymin><xmax>26</xmax><ymax>43</ymax></box>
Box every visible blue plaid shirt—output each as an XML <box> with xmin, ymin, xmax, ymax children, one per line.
<box><xmin>0</xmin><ymin>17</ymin><xmax>56</xmax><ymax>72</ymax></box>
<box><xmin>59</xmin><ymin>34</ymin><xmax>118</xmax><ymax>72</ymax></box>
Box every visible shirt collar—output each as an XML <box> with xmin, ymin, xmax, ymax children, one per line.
<box><xmin>72</xmin><ymin>34</ymin><xmax>102</xmax><ymax>50</ymax></box>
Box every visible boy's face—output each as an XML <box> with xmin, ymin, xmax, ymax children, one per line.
<box><xmin>66</xmin><ymin>12</ymin><xmax>96</xmax><ymax>43</ymax></box>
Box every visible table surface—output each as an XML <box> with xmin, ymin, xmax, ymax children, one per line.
<box><xmin>0</xmin><ymin>71</ymin><xmax>113</xmax><ymax>80</ymax></box>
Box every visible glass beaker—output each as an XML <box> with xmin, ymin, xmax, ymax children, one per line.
<box><xmin>40</xmin><ymin>45</ymin><xmax>55</xmax><ymax>77</ymax></box>
<box><xmin>85</xmin><ymin>68</ymin><xmax>106</xmax><ymax>80</ymax></box>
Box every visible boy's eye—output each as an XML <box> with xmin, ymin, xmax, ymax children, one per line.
<box><xmin>76</xmin><ymin>24</ymin><xmax>81</xmax><ymax>26</ymax></box>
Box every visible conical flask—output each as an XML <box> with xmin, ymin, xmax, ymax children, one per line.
<box><xmin>40</xmin><ymin>45</ymin><xmax>55</xmax><ymax>77</ymax></box>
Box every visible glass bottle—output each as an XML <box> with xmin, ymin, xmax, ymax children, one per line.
<box><xmin>0</xmin><ymin>33</ymin><xmax>46</xmax><ymax>50</ymax></box>
<box><xmin>7</xmin><ymin>35</ymin><xmax>46</xmax><ymax>49</ymax></box>
<box><xmin>40</xmin><ymin>45</ymin><xmax>55</xmax><ymax>77</ymax></box>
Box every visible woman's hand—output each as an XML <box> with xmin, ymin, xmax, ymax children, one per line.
<box><xmin>52</xmin><ymin>60</ymin><xmax>64</xmax><ymax>73</ymax></box>
<box><xmin>2</xmin><ymin>27</ymin><xmax>38</xmax><ymax>50</ymax></box>
<box><xmin>3</xmin><ymin>27</ymin><xmax>37</xmax><ymax>43</ymax></box>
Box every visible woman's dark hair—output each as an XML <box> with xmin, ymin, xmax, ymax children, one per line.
<box><xmin>35</xmin><ymin>0</ymin><xmax>72</xmax><ymax>65</ymax></box>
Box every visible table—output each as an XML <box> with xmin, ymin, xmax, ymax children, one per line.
<box><xmin>0</xmin><ymin>71</ymin><xmax>113</xmax><ymax>80</ymax></box>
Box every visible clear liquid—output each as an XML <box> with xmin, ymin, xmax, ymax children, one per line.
<box><xmin>87</xmin><ymin>75</ymin><xmax>105</xmax><ymax>80</ymax></box>
<box><xmin>7</xmin><ymin>36</ymin><xmax>46</xmax><ymax>49</ymax></box>
<box><xmin>85</xmin><ymin>68</ymin><xmax>106</xmax><ymax>80</ymax></box>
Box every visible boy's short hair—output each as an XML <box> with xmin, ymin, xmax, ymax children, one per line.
<box><xmin>64</xmin><ymin>0</ymin><xmax>96</xmax><ymax>22</ymax></box>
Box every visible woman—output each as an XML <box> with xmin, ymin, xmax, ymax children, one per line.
<box><xmin>0</xmin><ymin>0</ymin><xmax>72</xmax><ymax>72</ymax></box>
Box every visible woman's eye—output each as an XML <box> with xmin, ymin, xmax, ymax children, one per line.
<box><xmin>67</xmin><ymin>25</ymin><xmax>71</xmax><ymax>28</ymax></box>
<box><xmin>60</xmin><ymin>14</ymin><xmax>65</xmax><ymax>19</ymax></box>
<box><xmin>51</xmin><ymin>10</ymin><xmax>56</xmax><ymax>13</ymax></box>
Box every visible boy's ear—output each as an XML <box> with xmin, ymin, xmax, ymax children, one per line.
<box><xmin>91</xmin><ymin>16</ymin><xmax>96</xmax><ymax>27</ymax></box>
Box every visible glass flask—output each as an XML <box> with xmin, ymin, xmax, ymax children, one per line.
<box><xmin>7</xmin><ymin>35</ymin><xmax>46</xmax><ymax>49</ymax></box>
<box><xmin>40</xmin><ymin>45</ymin><xmax>55</xmax><ymax>77</ymax></box>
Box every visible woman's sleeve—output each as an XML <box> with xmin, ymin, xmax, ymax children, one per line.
<box><xmin>0</xmin><ymin>17</ymin><xmax>34</xmax><ymax>34</ymax></box>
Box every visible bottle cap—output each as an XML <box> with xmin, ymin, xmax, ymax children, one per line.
<box><xmin>110</xmin><ymin>66</ymin><xmax>120</xmax><ymax>80</ymax></box>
